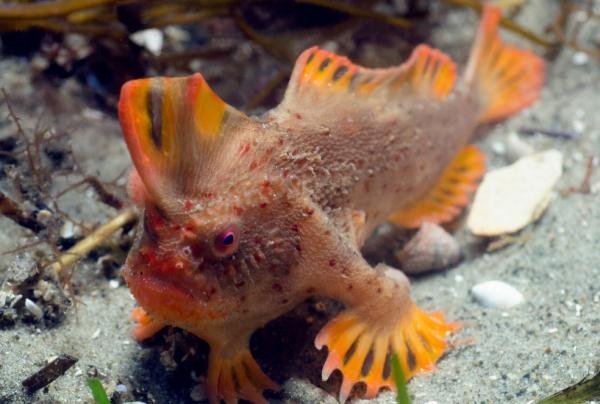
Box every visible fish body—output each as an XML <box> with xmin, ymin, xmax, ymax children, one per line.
<box><xmin>269</xmin><ymin>67</ymin><xmax>479</xmax><ymax>239</ymax></box>
<box><xmin>118</xmin><ymin>5</ymin><xmax>543</xmax><ymax>403</ymax></box>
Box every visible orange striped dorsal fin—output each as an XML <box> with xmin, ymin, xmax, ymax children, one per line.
<box><xmin>281</xmin><ymin>45</ymin><xmax>456</xmax><ymax>105</ymax></box>
<box><xmin>118</xmin><ymin>74</ymin><xmax>247</xmax><ymax>205</ymax></box>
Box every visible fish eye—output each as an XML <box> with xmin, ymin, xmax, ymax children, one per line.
<box><xmin>213</xmin><ymin>224</ymin><xmax>240</xmax><ymax>257</ymax></box>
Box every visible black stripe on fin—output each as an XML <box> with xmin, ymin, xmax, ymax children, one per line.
<box><xmin>147</xmin><ymin>78</ymin><xmax>163</xmax><ymax>149</ymax></box>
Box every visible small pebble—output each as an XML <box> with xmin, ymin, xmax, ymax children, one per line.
<box><xmin>36</xmin><ymin>209</ymin><xmax>53</xmax><ymax>223</ymax></box>
<box><xmin>572</xmin><ymin>51</ymin><xmax>589</xmax><ymax>66</ymax></box>
<box><xmin>190</xmin><ymin>383</ymin><xmax>207</xmax><ymax>402</ymax></box>
<box><xmin>505</xmin><ymin>132</ymin><xmax>534</xmax><ymax>162</ymax></box>
<box><xmin>572</xmin><ymin>119</ymin><xmax>586</xmax><ymax>134</ymax></box>
<box><xmin>25</xmin><ymin>298</ymin><xmax>43</xmax><ymax>320</ymax></box>
<box><xmin>60</xmin><ymin>221</ymin><xmax>75</xmax><ymax>239</ymax></box>
<box><xmin>108</xmin><ymin>279</ymin><xmax>120</xmax><ymax>289</ymax></box>
<box><xmin>82</xmin><ymin>108</ymin><xmax>104</xmax><ymax>121</ymax></box>
<box><xmin>164</xmin><ymin>26</ymin><xmax>190</xmax><ymax>43</ymax></box>
<box><xmin>115</xmin><ymin>384</ymin><xmax>128</xmax><ymax>394</ymax></box>
<box><xmin>0</xmin><ymin>291</ymin><xmax>8</xmax><ymax>307</ymax></box>
<box><xmin>471</xmin><ymin>280</ymin><xmax>524</xmax><ymax>308</ymax></box>
<box><xmin>10</xmin><ymin>294</ymin><xmax>22</xmax><ymax>308</ymax></box>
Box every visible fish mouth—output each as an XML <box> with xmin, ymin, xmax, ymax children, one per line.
<box><xmin>124</xmin><ymin>266</ymin><xmax>201</xmax><ymax>323</ymax></box>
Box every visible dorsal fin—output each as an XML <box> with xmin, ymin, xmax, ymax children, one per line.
<box><xmin>281</xmin><ymin>45</ymin><xmax>456</xmax><ymax>106</ymax></box>
<box><xmin>119</xmin><ymin>74</ymin><xmax>249</xmax><ymax>207</ymax></box>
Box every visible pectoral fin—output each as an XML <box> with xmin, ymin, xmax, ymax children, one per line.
<box><xmin>389</xmin><ymin>145</ymin><xmax>485</xmax><ymax>228</ymax></box>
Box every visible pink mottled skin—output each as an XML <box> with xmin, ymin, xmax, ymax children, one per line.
<box><xmin>120</xmin><ymin>6</ymin><xmax>544</xmax><ymax>402</ymax></box>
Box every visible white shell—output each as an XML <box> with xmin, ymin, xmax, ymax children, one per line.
<box><xmin>25</xmin><ymin>298</ymin><xmax>43</xmax><ymax>320</ymax></box>
<box><xmin>130</xmin><ymin>29</ymin><xmax>164</xmax><ymax>56</ymax></box>
<box><xmin>467</xmin><ymin>150</ymin><xmax>563</xmax><ymax>236</ymax></box>
<box><xmin>471</xmin><ymin>280</ymin><xmax>525</xmax><ymax>308</ymax></box>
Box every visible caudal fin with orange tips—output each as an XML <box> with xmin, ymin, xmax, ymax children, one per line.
<box><xmin>464</xmin><ymin>4</ymin><xmax>545</xmax><ymax>123</ymax></box>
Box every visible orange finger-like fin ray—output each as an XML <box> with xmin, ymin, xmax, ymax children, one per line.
<box><xmin>464</xmin><ymin>4</ymin><xmax>545</xmax><ymax>123</ymax></box>
<box><xmin>315</xmin><ymin>305</ymin><xmax>460</xmax><ymax>402</ymax></box>
<box><xmin>206</xmin><ymin>348</ymin><xmax>278</xmax><ymax>404</ymax></box>
<box><xmin>389</xmin><ymin>145</ymin><xmax>485</xmax><ymax>228</ymax></box>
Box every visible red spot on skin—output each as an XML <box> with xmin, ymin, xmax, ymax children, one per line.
<box><xmin>232</xmin><ymin>205</ymin><xmax>243</xmax><ymax>215</ymax></box>
<box><xmin>265</xmin><ymin>147</ymin><xmax>274</xmax><ymax>155</ymax></box>
<box><xmin>147</xmin><ymin>210</ymin><xmax>165</xmax><ymax>230</ymax></box>
<box><xmin>200</xmin><ymin>191</ymin><xmax>214</xmax><ymax>199</ymax></box>
<box><xmin>291</xmin><ymin>224</ymin><xmax>299</xmax><ymax>233</ymax></box>
<box><xmin>260</xmin><ymin>202</ymin><xmax>268</xmax><ymax>209</ymax></box>
<box><xmin>249</xmin><ymin>161</ymin><xmax>258</xmax><ymax>170</ymax></box>
<box><xmin>278</xmin><ymin>138</ymin><xmax>284</xmax><ymax>146</ymax></box>
<box><xmin>293</xmin><ymin>113</ymin><xmax>302</xmax><ymax>119</ymax></box>
<box><xmin>253</xmin><ymin>252</ymin><xmax>262</xmax><ymax>263</ymax></box>
<box><xmin>272</xmin><ymin>283</ymin><xmax>283</xmax><ymax>292</ymax></box>
<box><xmin>260</xmin><ymin>181</ymin><xmax>271</xmax><ymax>196</ymax></box>
<box><xmin>303</xmin><ymin>207</ymin><xmax>314</xmax><ymax>216</ymax></box>
<box><xmin>239</xmin><ymin>143</ymin><xmax>251</xmax><ymax>156</ymax></box>
<box><xmin>329</xmin><ymin>259</ymin><xmax>336</xmax><ymax>267</ymax></box>
<box><xmin>306</xmin><ymin>287</ymin><xmax>316</xmax><ymax>294</ymax></box>
<box><xmin>283</xmin><ymin>170</ymin><xmax>289</xmax><ymax>178</ymax></box>
<box><xmin>183</xmin><ymin>200</ymin><xmax>193</xmax><ymax>211</ymax></box>
<box><xmin>139</xmin><ymin>246</ymin><xmax>157</xmax><ymax>265</ymax></box>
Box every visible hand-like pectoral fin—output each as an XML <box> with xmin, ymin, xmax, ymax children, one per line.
<box><xmin>205</xmin><ymin>339</ymin><xmax>278</xmax><ymax>404</ymax></box>
<box><xmin>316</xmin><ymin>303</ymin><xmax>459</xmax><ymax>402</ymax></box>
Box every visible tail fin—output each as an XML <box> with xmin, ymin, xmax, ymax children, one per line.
<box><xmin>464</xmin><ymin>5</ymin><xmax>544</xmax><ymax>123</ymax></box>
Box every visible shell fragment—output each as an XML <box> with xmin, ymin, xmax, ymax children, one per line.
<box><xmin>471</xmin><ymin>280</ymin><xmax>525</xmax><ymax>308</ymax></box>
<box><xmin>467</xmin><ymin>150</ymin><xmax>563</xmax><ymax>236</ymax></box>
